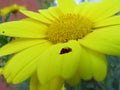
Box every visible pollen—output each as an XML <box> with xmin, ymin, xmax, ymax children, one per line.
<box><xmin>47</xmin><ymin>14</ymin><xmax>93</xmax><ymax>44</ymax></box>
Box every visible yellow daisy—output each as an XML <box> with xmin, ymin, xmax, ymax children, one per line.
<box><xmin>0</xmin><ymin>4</ymin><xmax>26</xmax><ymax>16</ymax></box>
<box><xmin>0</xmin><ymin>0</ymin><xmax>120</xmax><ymax>89</ymax></box>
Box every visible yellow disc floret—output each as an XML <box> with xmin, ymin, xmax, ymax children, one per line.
<box><xmin>47</xmin><ymin>14</ymin><xmax>93</xmax><ymax>43</ymax></box>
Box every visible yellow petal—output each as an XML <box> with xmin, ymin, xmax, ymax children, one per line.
<box><xmin>90</xmin><ymin>52</ymin><xmax>107</xmax><ymax>81</ymax></box>
<box><xmin>0</xmin><ymin>20</ymin><xmax>47</xmax><ymax>38</ymax></box>
<box><xmin>38</xmin><ymin>77</ymin><xmax>64</xmax><ymax>90</ymax></box>
<box><xmin>79</xmin><ymin>26</ymin><xmax>120</xmax><ymax>55</ymax></box>
<box><xmin>21</xmin><ymin>18</ymin><xmax>44</xmax><ymax>24</ymax></box>
<box><xmin>94</xmin><ymin>16</ymin><xmax>120</xmax><ymax>28</ymax></box>
<box><xmin>67</xmin><ymin>71</ymin><xmax>80</xmax><ymax>86</ymax></box>
<box><xmin>47</xmin><ymin>7</ymin><xmax>62</xmax><ymax>19</ymax></box>
<box><xmin>61</xmin><ymin>85</ymin><xmax>66</xmax><ymax>90</ymax></box>
<box><xmin>30</xmin><ymin>73</ymin><xmax>39</xmax><ymax>90</ymax></box>
<box><xmin>78</xmin><ymin>47</ymin><xmax>93</xmax><ymax>80</ymax></box>
<box><xmin>3</xmin><ymin>41</ymin><xmax>52</xmax><ymax>84</ymax></box>
<box><xmin>0</xmin><ymin>7</ymin><xmax>11</xmax><ymax>16</ymax></box>
<box><xmin>96</xmin><ymin>0</ymin><xmax>120</xmax><ymax>21</ymax></box>
<box><xmin>57</xmin><ymin>0</ymin><xmax>76</xmax><ymax>13</ymax></box>
<box><xmin>79</xmin><ymin>47</ymin><xmax>107</xmax><ymax>81</ymax></box>
<box><xmin>20</xmin><ymin>10</ymin><xmax>52</xmax><ymax>24</ymax></box>
<box><xmin>30</xmin><ymin>73</ymin><xmax>65</xmax><ymax>90</ymax></box>
<box><xmin>0</xmin><ymin>39</ymin><xmax>47</xmax><ymax>56</ymax></box>
<box><xmin>76</xmin><ymin>1</ymin><xmax>120</xmax><ymax>22</ymax></box>
<box><xmin>0</xmin><ymin>68</ymin><xmax>3</xmax><ymax>75</ymax></box>
<box><xmin>74</xmin><ymin>2</ymin><xmax>88</xmax><ymax>14</ymax></box>
<box><xmin>38</xmin><ymin>40</ymin><xmax>81</xmax><ymax>84</ymax></box>
<box><xmin>38</xmin><ymin>8</ymin><xmax>56</xmax><ymax>21</ymax></box>
<box><xmin>75</xmin><ymin>2</ymin><xmax>101</xmax><ymax>21</ymax></box>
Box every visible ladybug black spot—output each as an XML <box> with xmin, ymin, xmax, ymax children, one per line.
<box><xmin>60</xmin><ymin>47</ymin><xmax>72</xmax><ymax>54</ymax></box>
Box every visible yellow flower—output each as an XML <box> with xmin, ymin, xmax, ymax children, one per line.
<box><xmin>0</xmin><ymin>0</ymin><xmax>120</xmax><ymax>89</ymax></box>
<box><xmin>0</xmin><ymin>4</ymin><xmax>26</xmax><ymax>16</ymax></box>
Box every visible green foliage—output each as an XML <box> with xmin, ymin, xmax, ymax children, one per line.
<box><xmin>4</xmin><ymin>13</ymin><xmax>11</xmax><ymax>22</ymax></box>
<box><xmin>15</xmin><ymin>79</ymin><xmax>30</xmax><ymax>90</ymax></box>
<box><xmin>0</xmin><ymin>15</ymin><xmax>2</xmax><ymax>23</ymax></box>
<box><xmin>37</xmin><ymin>0</ymin><xmax>55</xmax><ymax>8</ymax></box>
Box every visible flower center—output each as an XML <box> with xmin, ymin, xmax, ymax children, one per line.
<box><xmin>47</xmin><ymin>14</ymin><xmax>93</xmax><ymax>44</ymax></box>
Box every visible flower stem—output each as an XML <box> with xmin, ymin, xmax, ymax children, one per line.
<box><xmin>104</xmin><ymin>79</ymin><xmax>107</xmax><ymax>90</ymax></box>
